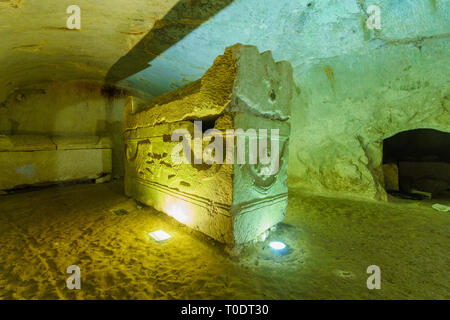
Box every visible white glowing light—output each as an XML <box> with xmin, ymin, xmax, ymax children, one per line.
<box><xmin>149</xmin><ymin>230</ymin><xmax>171</xmax><ymax>242</ymax></box>
<box><xmin>169</xmin><ymin>208</ymin><xmax>190</xmax><ymax>224</ymax></box>
<box><xmin>165</xmin><ymin>197</ymin><xmax>191</xmax><ymax>224</ymax></box>
<box><xmin>269</xmin><ymin>241</ymin><xmax>286</xmax><ymax>250</ymax></box>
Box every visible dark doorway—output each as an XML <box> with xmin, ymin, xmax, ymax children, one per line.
<box><xmin>382</xmin><ymin>129</ymin><xmax>450</xmax><ymax>199</ymax></box>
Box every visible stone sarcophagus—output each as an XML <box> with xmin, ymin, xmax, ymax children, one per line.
<box><xmin>124</xmin><ymin>44</ymin><xmax>294</xmax><ymax>244</ymax></box>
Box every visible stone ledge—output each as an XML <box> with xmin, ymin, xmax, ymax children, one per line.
<box><xmin>0</xmin><ymin>135</ymin><xmax>112</xmax><ymax>152</ymax></box>
<box><xmin>0</xmin><ymin>148</ymin><xmax>112</xmax><ymax>191</ymax></box>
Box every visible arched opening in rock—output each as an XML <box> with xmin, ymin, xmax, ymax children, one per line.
<box><xmin>382</xmin><ymin>129</ymin><xmax>450</xmax><ymax>200</ymax></box>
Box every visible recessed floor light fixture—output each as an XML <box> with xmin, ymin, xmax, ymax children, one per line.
<box><xmin>269</xmin><ymin>241</ymin><xmax>286</xmax><ymax>250</ymax></box>
<box><xmin>149</xmin><ymin>230</ymin><xmax>171</xmax><ymax>242</ymax></box>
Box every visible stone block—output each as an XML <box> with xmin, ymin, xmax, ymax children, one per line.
<box><xmin>383</xmin><ymin>163</ymin><xmax>399</xmax><ymax>191</ymax></box>
<box><xmin>124</xmin><ymin>44</ymin><xmax>294</xmax><ymax>244</ymax></box>
<box><xmin>399</xmin><ymin>161</ymin><xmax>450</xmax><ymax>194</ymax></box>
<box><xmin>0</xmin><ymin>135</ymin><xmax>112</xmax><ymax>190</ymax></box>
<box><xmin>399</xmin><ymin>161</ymin><xmax>450</xmax><ymax>182</ymax></box>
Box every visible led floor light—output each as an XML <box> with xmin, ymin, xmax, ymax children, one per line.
<box><xmin>269</xmin><ymin>241</ymin><xmax>286</xmax><ymax>250</ymax></box>
<box><xmin>149</xmin><ymin>230</ymin><xmax>171</xmax><ymax>242</ymax></box>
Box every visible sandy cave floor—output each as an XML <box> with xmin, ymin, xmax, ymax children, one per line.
<box><xmin>0</xmin><ymin>181</ymin><xmax>449</xmax><ymax>300</ymax></box>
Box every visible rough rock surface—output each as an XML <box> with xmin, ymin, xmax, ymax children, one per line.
<box><xmin>289</xmin><ymin>38</ymin><xmax>449</xmax><ymax>200</ymax></box>
<box><xmin>119</xmin><ymin>0</ymin><xmax>450</xmax><ymax>201</ymax></box>
<box><xmin>0</xmin><ymin>135</ymin><xmax>112</xmax><ymax>190</ymax></box>
<box><xmin>0</xmin><ymin>81</ymin><xmax>128</xmax><ymax>178</ymax></box>
<box><xmin>383</xmin><ymin>163</ymin><xmax>399</xmax><ymax>191</ymax></box>
<box><xmin>124</xmin><ymin>44</ymin><xmax>294</xmax><ymax>244</ymax></box>
<box><xmin>0</xmin><ymin>1</ymin><xmax>448</xmax><ymax>200</ymax></box>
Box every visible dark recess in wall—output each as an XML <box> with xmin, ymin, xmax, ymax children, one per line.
<box><xmin>383</xmin><ymin>129</ymin><xmax>450</xmax><ymax>196</ymax></box>
<box><xmin>383</xmin><ymin>129</ymin><xmax>450</xmax><ymax>163</ymax></box>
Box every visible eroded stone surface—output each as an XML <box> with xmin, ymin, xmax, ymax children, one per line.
<box><xmin>289</xmin><ymin>38</ymin><xmax>450</xmax><ymax>201</ymax></box>
<box><xmin>0</xmin><ymin>135</ymin><xmax>112</xmax><ymax>190</ymax></box>
<box><xmin>399</xmin><ymin>161</ymin><xmax>450</xmax><ymax>195</ymax></box>
<box><xmin>383</xmin><ymin>163</ymin><xmax>399</xmax><ymax>192</ymax></box>
<box><xmin>0</xmin><ymin>81</ymin><xmax>127</xmax><ymax>178</ymax></box>
<box><xmin>124</xmin><ymin>44</ymin><xmax>293</xmax><ymax>244</ymax></box>
<box><xmin>0</xmin><ymin>1</ymin><xmax>447</xmax><ymax>201</ymax></box>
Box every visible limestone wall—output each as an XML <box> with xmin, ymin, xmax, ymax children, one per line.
<box><xmin>0</xmin><ymin>135</ymin><xmax>112</xmax><ymax>190</ymax></box>
<box><xmin>111</xmin><ymin>0</ymin><xmax>449</xmax><ymax>201</ymax></box>
<box><xmin>0</xmin><ymin>0</ymin><xmax>447</xmax><ymax>201</ymax></box>
<box><xmin>288</xmin><ymin>36</ymin><xmax>449</xmax><ymax>201</ymax></box>
<box><xmin>0</xmin><ymin>80</ymin><xmax>128</xmax><ymax>178</ymax></box>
